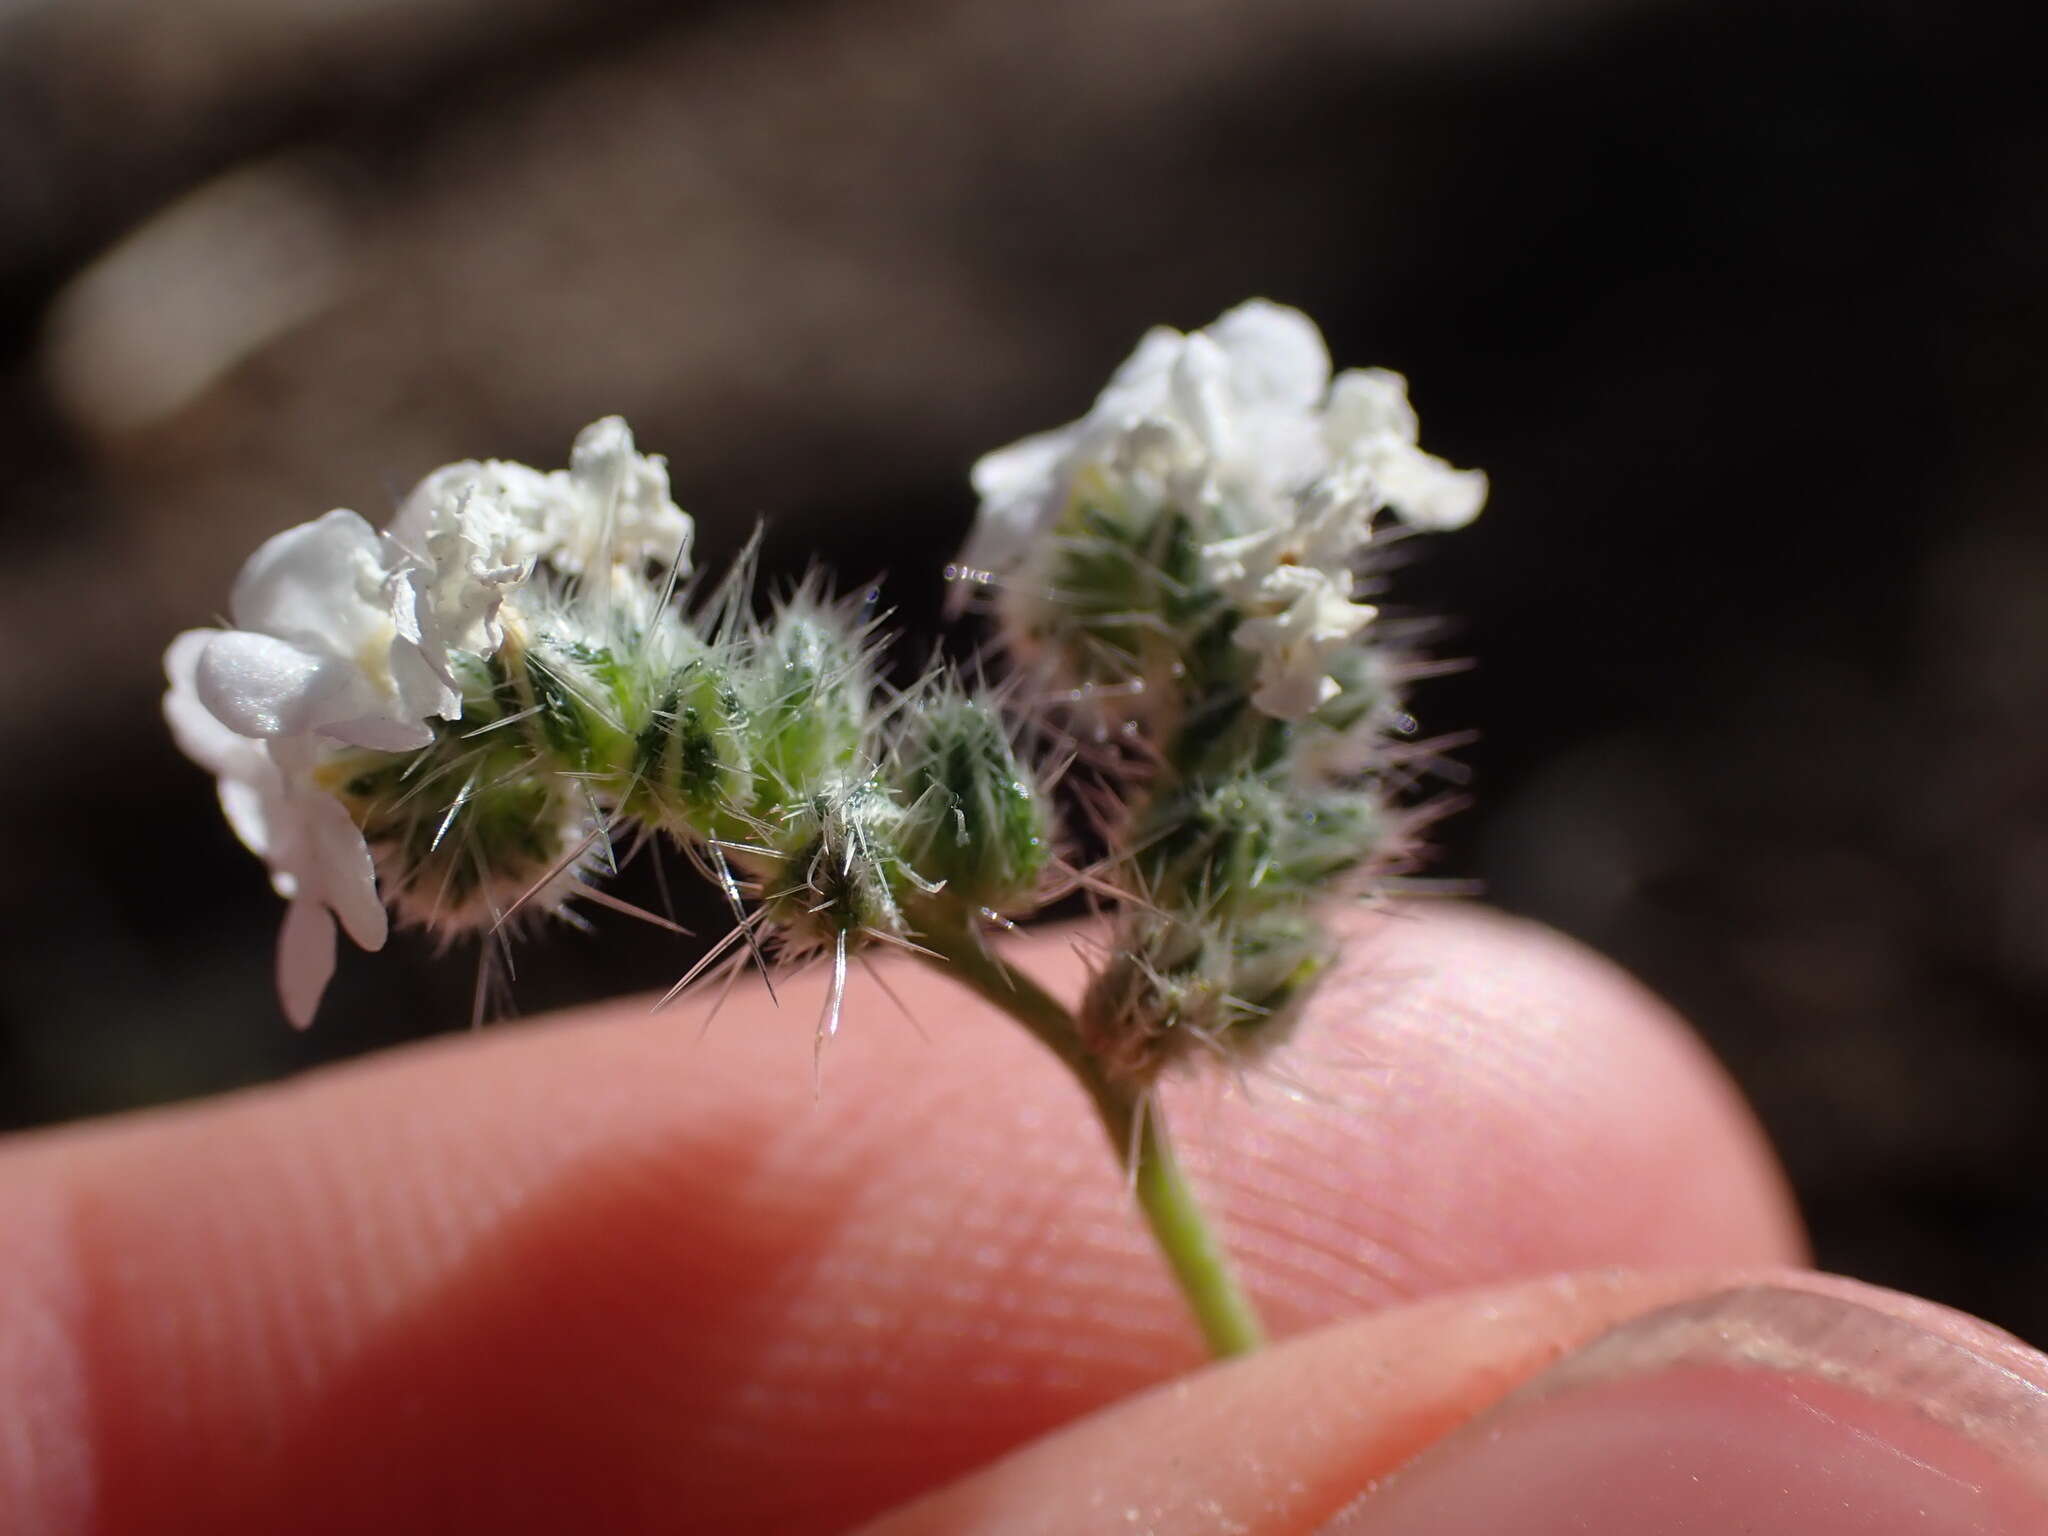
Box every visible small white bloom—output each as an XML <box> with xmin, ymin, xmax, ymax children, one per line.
<box><xmin>1232</xmin><ymin>565</ymin><xmax>1377</xmax><ymax>720</ymax></box>
<box><xmin>394</xmin><ymin>455</ymin><xmax>559</xmax><ymax>558</ymax></box>
<box><xmin>400</xmin><ymin>416</ymin><xmax>693</xmax><ymax>580</ymax></box>
<box><xmin>1201</xmin><ymin>466</ymin><xmax>1375</xmax><ymax>602</ymax></box>
<box><xmin>960</xmin><ymin>300</ymin><xmax>1333</xmax><ymax>579</ymax></box>
<box><xmin>1322</xmin><ymin>369</ymin><xmax>1488</xmax><ymax>532</ymax></box>
<box><xmin>166</xmin><ymin>630</ymin><xmax>387</xmax><ymax>1027</ymax></box>
<box><xmin>961</xmin><ymin>303</ymin><xmax>1487</xmax><ymax>611</ymax></box>
<box><xmin>961</xmin><ymin>301</ymin><xmax>1488</xmax><ymax>724</ymax></box>
<box><xmin>386</xmin><ymin>482</ymin><xmax>532</xmax><ymax>683</ymax></box>
<box><xmin>196</xmin><ymin>509</ymin><xmax>453</xmax><ymax>751</ymax></box>
<box><xmin>199</xmin><ymin>417</ymin><xmax>695</xmax><ymax>759</ymax></box>
<box><xmin>562</xmin><ymin>416</ymin><xmax>694</xmax><ymax>576</ymax></box>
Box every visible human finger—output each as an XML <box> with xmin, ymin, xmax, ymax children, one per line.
<box><xmin>866</xmin><ymin>1268</ymin><xmax>2048</xmax><ymax>1535</ymax></box>
<box><xmin>0</xmin><ymin>905</ymin><xmax>1801</xmax><ymax>1531</ymax></box>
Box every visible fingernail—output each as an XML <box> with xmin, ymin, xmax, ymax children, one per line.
<box><xmin>1323</xmin><ymin>1284</ymin><xmax>2048</xmax><ymax>1534</ymax></box>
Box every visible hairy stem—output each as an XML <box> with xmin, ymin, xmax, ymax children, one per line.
<box><xmin>914</xmin><ymin>925</ymin><xmax>1267</xmax><ymax>1358</ymax></box>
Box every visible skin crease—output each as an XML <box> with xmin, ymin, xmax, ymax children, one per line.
<box><xmin>0</xmin><ymin>904</ymin><xmax>1825</xmax><ymax>1533</ymax></box>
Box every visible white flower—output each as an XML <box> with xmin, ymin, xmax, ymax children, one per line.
<box><xmin>1202</xmin><ymin>484</ymin><xmax>1381</xmax><ymax>722</ymax></box>
<box><xmin>195</xmin><ymin>509</ymin><xmax>455</xmax><ymax>752</ymax></box>
<box><xmin>392</xmin><ymin>455</ymin><xmax>558</xmax><ymax>558</ymax></box>
<box><xmin>563</xmin><ymin>416</ymin><xmax>694</xmax><ymax>576</ymax></box>
<box><xmin>1200</xmin><ymin>465</ymin><xmax>1376</xmax><ymax>601</ymax></box>
<box><xmin>399</xmin><ymin>416</ymin><xmax>693</xmax><ymax>580</ymax></box>
<box><xmin>961</xmin><ymin>301</ymin><xmax>1488</xmax><ymax>724</ymax></box>
<box><xmin>961</xmin><ymin>296</ymin><xmax>1484</xmax><ymax>581</ymax></box>
<box><xmin>961</xmin><ymin>300</ymin><xmax>1333</xmax><ymax>579</ymax></box>
<box><xmin>1231</xmin><ymin>565</ymin><xmax>1377</xmax><ymax>720</ymax></box>
<box><xmin>166</xmin><ymin>630</ymin><xmax>387</xmax><ymax>1028</ymax></box>
<box><xmin>385</xmin><ymin>481</ymin><xmax>532</xmax><ymax>682</ymax></box>
<box><xmin>1322</xmin><ymin>369</ymin><xmax>1488</xmax><ymax>532</ymax></box>
<box><xmin>200</xmin><ymin>420</ymin><xmax>687</xmax><ymax>754</ymax></box>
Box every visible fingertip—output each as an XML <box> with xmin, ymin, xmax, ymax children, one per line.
<box><xmin>865</xmin><ymin>1269</ymin><xmax>2048</xmax><ymax>1536</ymax></box>
<box><xmin>1330</xmin><ymin>1278</ymin><xmax>2048</xmax><ymax>1534</ymax></box>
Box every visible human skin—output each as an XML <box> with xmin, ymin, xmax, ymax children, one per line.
<box><xmin>2</xmin><ymin>905</ymin><xmax>2042</xmax><ymax>1533</ymax></box>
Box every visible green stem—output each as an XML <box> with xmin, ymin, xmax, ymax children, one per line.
<box><xmin>914</xmin><ymin>925</ymin><xmax>1266</xmax><ymax>1358</ymax></box>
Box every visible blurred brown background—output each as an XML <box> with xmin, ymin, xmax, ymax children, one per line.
<box><xmin>2</xmin><ymin>0</ymin><xmax>2044</xmax><ymax>1339</ymax></box>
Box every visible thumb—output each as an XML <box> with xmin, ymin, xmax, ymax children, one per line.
<box><xmin>864</xmin><ymin>1268</ymin><xmax>2048</xmax><ymax>1535</ymax></box>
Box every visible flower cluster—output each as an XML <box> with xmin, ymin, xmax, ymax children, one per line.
<box><xmin>953</xmin><ymin>300</ymin><xmax>1486</xmax><ymax>1079</ymax></box>
<box><xmin>961</xmin><ymin>299</ymin><xmax>1483</xmax><ymax>723</ymax></box>
<box><xmin>169</xmin><ymin>301</ymin><xmax>1481</xmax><ymax>1080</ymax></box>
<box><xmin>168</xmin><ymin>304</ymin><xmax>1486</xmax><ymax>1363</ymax></box>
<box><xmin>164</xmin><ymin>418</ymin><xmax>692</xmax><ymax>1024</ymax></box>
<box><xmin>168</xmin><ymin>422</ymin><xmax>1053</xmax><ymax>1034</ymax></box>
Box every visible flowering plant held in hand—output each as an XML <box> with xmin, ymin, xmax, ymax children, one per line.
<box><xmin>167</xmin><ymin>301</ymin><xmax>1485</xmax><ymax>1356</ymax></box>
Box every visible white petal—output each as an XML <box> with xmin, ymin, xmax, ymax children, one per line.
<box><xmin>1251</xmin><ymin>668</ymin><xmax>1342</xmax><ymax>720</ymax></box>
<box><xmin>386</xmin><ymin>639</ymin><xmax>461</xmax><ymax>724</ymax></box>
<box><xmin>565</xmin><ymin>416</ymin><xmax>693</xmax><ymax>573</ymax></box>
<box><xmin>317</xmin><ymin>711</ymin><xmax>437</xmax><ymax>753</ymax></box>
<box><xmin>396</xmin><ymin>459</ymin><xmax>560</xmax><ymax>566</ymax></box>
<box><xmin>1236</xmin><ymin>411</ymin><xmax>1329</xmax><ymax>500</ymax></box>
<box><xmin>167</xmin><ymin>630</ymin><xmax>309</xmax><ymax>867</ymax></box>
<box><xmin>1208</xmin><ymin>300</ymin><xmax>1331</xmax><ymax>410</ymax></box>
<box><xmin>1093</xmin><ymin>326</ymin><xmax>1185</xmax><ymax>422</ymax></box>
<box><xmin>970</xmin><ymin>426</ymin><xmax>1069</xmax><ymax>509</ymax></box>
<box><xmin>387</xmin><ymin>565</ymin><xmax>425</xmax><ymax>645</ymax></box>
<box><xmin>163</xmin><ymin>626</ymin><xmax>218</xmax><ymax>691</ymax></box>
<box><xmin>1200</xmin><ymin>528</ymin><xmax>1281</xmax><ymax>596</ymax></box>
<box><xmin>391</xmin><ymin>482</ymin><xmax>529</xmax><ymax>673</ymax></box>
<box><xmin>569</xmin><ymin>415</ymin><xmax>636</xmax><ymax>489</ymax></box>
<box><xmin>1370</xmin><ymin>445</ymin><xmax>1489</xmax><ymax>531</ymax></box>
<box><xmin>196</xmin><ymin>629</ymin><xmax>351</xmax><ymax>739</ymax></box>
<box><xmin>962</xmin><ymin>427</ymin><xmax>1075</xmax><ymax>571</ymax></box>
<box><xmin>1168</xmin><ymin>334</ymin><xmax>1237</xmax><ymax>461</ymax></box>
<box><xmin>1234</xmin><ymin>565</ymin><xmax>1376</xmax><ymax>720</ymax></box>
<box><xmin>384</xmin><ymin>478</ymin><xmax>436</xmax><ymax>552</ymax></box>
<box><xmin>1325</xmin><ymin>369</ymin><xmax>1420</xmax><ymax>449</ymax></box>
<box><xmin>276</xmin><ymin>897</ymin><xmax>337</xmax><ymax>1030</ymax></box>
<box><xmin>301</xmin><ymin>791</ymin><xmax>388</xmax><ymax>952</ymax></box>
<box><xmin>228</xmin><ymin>509</ymin><xmax>388</xmax><ymax>642</ymax></box>
<box><xmin>217</xmin><ymin>776</ymin><xmax>279</xmax><ymax>865</ymax></box>
<box><xmin>163</xmin><ymin>628</ymin><xmax>252</xmax><ymax>771</ymax></box>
